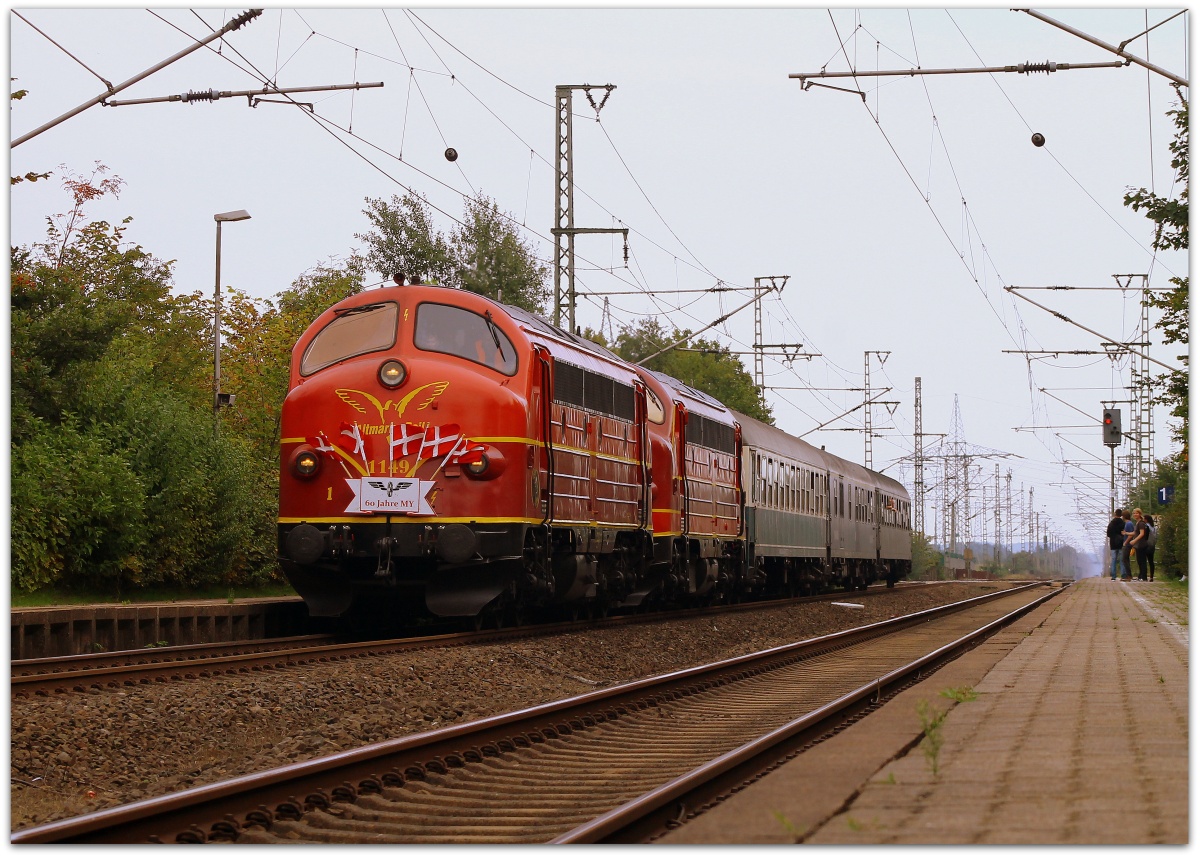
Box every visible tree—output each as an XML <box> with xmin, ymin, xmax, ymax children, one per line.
<box><xmin>11</xmin><ymin>169</ymin><xmax>279</xmax><ymax>595</ymax></box>
<box><xmin>1123</xmin><ymin>88</ymin><xmax>1188</xmax><ymax>579</ymax></box>
<box><xmin>356</xmin><ymin>192</ymin><xmax>455</xmax><ymax>287</ymax></box>
<box><xmin>220</xmin><ymin>256</ymin><xmax>365</xmax><ymax>464</ymax></box>
<box><xmin>450</xmin><ymin>194</ymin><xmax>549</xmax><ymax>313</ymax></box>
<box><xmin>1124</xmin><ymin>87</ymin><xmax>1188</xmax><ymax>449</ymax></box>
<box><xmin>608</xmin><ymin>317</ymin><xmax>774</xmax><ymax>424</ymax></box>
<box><xmin>11</xmin><ymin>166</ymin><xmax>177</xmax><ymax>440</ymax></box>
<box><xmin>910</xmin><ymin>531</ymin><xmax>943</xmax><ymax>579</ymax></box>
<box><xmin>357</xmin><ymin>190</ymin><xmax>550</xmax><ymax>313</ymax></box>
<box><xmin>1126</xmin><ymin>457</ymin><xmax>1188</xmax><ymax>580</ymax></box>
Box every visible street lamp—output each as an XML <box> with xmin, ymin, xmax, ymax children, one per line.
<box><xmin>213</xmin><ymin>209</ymin><xmax>251</xmax><ymax>429</ymax></box>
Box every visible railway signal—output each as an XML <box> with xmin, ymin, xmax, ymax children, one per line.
<box><xmin>1102</xmin><ymin>409</ymin><xmax>1121</xmax><ymax>447</ymax></box>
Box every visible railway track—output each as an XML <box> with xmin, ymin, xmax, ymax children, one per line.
<box><xmin>12</xmin><ymin>581</ymin><xmax>1065</xmax><ymax>844</ymax></box>
<box><xmin>11</xmin><ymin>582</ymin><xmax>946</xmax><ymax>697</ymax></box>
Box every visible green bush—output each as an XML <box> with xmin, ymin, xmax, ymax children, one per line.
<box><xmin>11</xmin><ymin>418</ymin><xmax>146</xmax><ymax>593</ymax></box>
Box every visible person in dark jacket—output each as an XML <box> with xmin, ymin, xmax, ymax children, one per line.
<box><xmin>1106</xmin><ymin>509</ymin><xmax>1125</xmax><ymax>580</ymax></box>
<box><xmin>1139</xmin><ymin>513</ymin><xmax>1157</xmax><ymax>582</ymax></box>
<box><xmin>1120</xmin><ymin>510</ymin><xmax>1135</xmax><ymax>581</ymax></box>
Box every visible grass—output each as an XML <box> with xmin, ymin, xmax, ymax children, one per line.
<box><xmin>771</xmin><ymin>809</ymin><xmax>805</xmax><ymax>839</ymax></box>
<box><xmin>917</xmin><ymin>686</ymin><xmax>979</xmax><ymax>776</ymax></box>
<box><xmin>11</xmin><ymin>582</ymin><xmax>299</xmax><ymax>609</ymax></box>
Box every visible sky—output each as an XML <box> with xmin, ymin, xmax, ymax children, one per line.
<box><xmin>8</xmin><ymin>6</ymin><xmax>1190</xmax><ymax>570</ymax></box>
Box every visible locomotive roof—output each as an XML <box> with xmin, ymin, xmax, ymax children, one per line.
<box><xmin>501</xmin><ymin>303</ymin><xmax>626</xmax><ymax>364</ymax></box>
<box><xmin>644</xmin><ymin>369</ymin><xmax>727</xmax><ymax>413</ymax></box>
<box><xmin>500</xmin><ymin>302</ymin><xmax>730</xmax><ymax>420</ymax></box>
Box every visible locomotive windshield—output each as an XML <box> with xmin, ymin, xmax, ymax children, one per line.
<box><xmin>300</xmin><ymin>302</ymin><xmax>399</xmax><ymax>376</ymax></box>
<box><xmin>414</xmin><ymin>302</ymin><xmax>518</xmax><ymax>375</ymax></box>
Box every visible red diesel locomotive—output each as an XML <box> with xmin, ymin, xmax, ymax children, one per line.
<box><xmin>278</xmin><ymin>282</ymin><xmax>910</xmax><ymax>624</ymax></box>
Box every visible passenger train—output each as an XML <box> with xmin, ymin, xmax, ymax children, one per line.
<box><xmin>277</xmin><ymin>282</ymin><xmax>912</xmax><ymax>623</ymax></box>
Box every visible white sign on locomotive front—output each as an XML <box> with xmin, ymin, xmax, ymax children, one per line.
<box><xmin>345</xmin><ymin>478</ymin><xmax>436</xmax><ymax>515</ymax></box>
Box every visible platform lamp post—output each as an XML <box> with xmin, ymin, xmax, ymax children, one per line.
<box><xmin>213</xmin><ymin>209</ymin><xmax>251</xmax><ymax>432</ymax></box>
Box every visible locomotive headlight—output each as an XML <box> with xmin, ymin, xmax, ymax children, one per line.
<box><xmin>460</xmin><ymin>445</ymin><xmax>506</xmax><ymax>480</ymax></box>
<box><xmin>379</xmin><ymin>359</ymin><xmax>408</xmax><ymax>388</ymax></box>
<box><xmin>291</xmin><ymin>446</ymin><xmax>322</xmax><ymax>479</ymax></box>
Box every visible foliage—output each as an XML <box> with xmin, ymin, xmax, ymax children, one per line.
<box><xmin>1126</xmin><ymin>456</ymin><xmax>1188</xmax><ymax>580</ymax></box>
<box><xmin>10</xmin><ymin>81</ymin><xmax>51</xmax><ymax>185</ymax></box>
<box><xmin>11</xmin><ymin>417</ymin><xmax>145</xmax><ymax>593</ymax></box>
<box><xmin>916</xmin><ymin>687</ymin><xmax>978</xmax><ymax>776</ymax></box>
<box><xmin>11</xmin><ymin>174</ymin><xmax>179</xmax><ymax>441</ymax></box>
<box><xmin>450</xmin><ymin>194</ymin><xmax>549</xmax><ymax>313</ymax></box>
<box><xmin>357</xmin><ymin>191</ymin><xmax>454</xmax><ymax>287</ymax></box>
<box><xmin>10</xmin><ymin>168</ymin><xmax>281</xmax><ymax>595</ymax></box>
<box><xmin>910</xmin><ymin>531</ymin><xmax>943</xmax><ymax>579</ymax></box>
<box><xmin>1124</xmin><ymin>88</ymin><xmax>1188</xmax><ymax>449</ymax></box>
<box><xmin>1119</xmin><ymin>92</ymin><xmax>1188</xmax><ymax>581</ymax></box>
<box><xmin>607</xmin><ymin>317</ymin><xmax>774</xmax><ymax>424</ymax></box>
<box><xmin>356</xmin><ymin>190</ymin><xmax>549</xmax><ymax>313</ymax></box>
<box><xmin>915</xmin><ymin>698</ymin><xmax>948</xmax><ymax>775</ymax></box>
<box><xmin>220</xmin><ymin>256</ymin><xmax>365</xmax><ymax>464</ymax></box>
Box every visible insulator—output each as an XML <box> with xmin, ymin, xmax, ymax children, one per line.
<box><xmin>181</xmin><ymin>89</ymin><xmax>219</xmax><ymax>103</ymax></box>
<box><xmin>1017</xmin><ymin>60</ymin><xmax>1057</xmax><ymax>74</ymax></box>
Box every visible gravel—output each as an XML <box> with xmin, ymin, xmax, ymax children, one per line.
<box><xmin>11</xmin><ymin>582</ymin><xmax>1009</xmax><ymax>832</ymax></box>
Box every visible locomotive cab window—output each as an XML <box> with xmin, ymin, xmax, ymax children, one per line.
<box><xmin>414</xmin><ymin>302</ymin><xmax>518</xmax><ymax>375</ymax></box>
<box><xmin>645</xmin><ymin>387</ymin><xmax>665</xmax><ymax>424</ymax></box>
<box><xmin>301</xmin><ymin>302</ymin><xmax>399</xmax><ymax>376</ymax></box>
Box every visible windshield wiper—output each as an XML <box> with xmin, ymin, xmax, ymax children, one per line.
<box><xmin>333</xmin><ymin>302</ymin><xmax>388</xmax><ymax>318</ymax></box>
<box><xmin>484</xmin><ymin>310</ymin><xmax>504</xmax><ymax>355</ymax></box>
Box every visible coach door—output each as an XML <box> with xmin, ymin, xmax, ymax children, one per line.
<box><xmin>824</xmin><ymin>467</ymin><xmax>833</xmax><ymax>571</ymax></box>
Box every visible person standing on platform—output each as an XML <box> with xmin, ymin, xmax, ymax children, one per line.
<box><xmin>1106</xmin><ymin>509</ymin><xmax>1125</xmax><ymax>580</ymax></box>
<box><xmin>1119</xmin><ymin>510</ymin><xmax>1135</xmax><ymax>581</ymax></box>
<box><xmin>1129</xmin><ymin>509</ymin><xmax>1150</xmax><ymax>581</ymax></box>
<box><xmin>1139</xmin><ymin>513</ymin><xmax>1157</xmax><ymax>582</ymax></box>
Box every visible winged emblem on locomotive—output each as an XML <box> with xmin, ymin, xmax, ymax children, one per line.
<box><xmin>335</xmin><ymin>381</ymin><xmax>450</xmax><ymax>423</ymax></box>
<box><xmin>366</xmin><ymin>480</ymin><xmax>414</xmax><ymax>496</ymax></box>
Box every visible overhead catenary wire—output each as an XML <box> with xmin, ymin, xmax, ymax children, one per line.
<box><xmin>816</xmin><ymin>9</ymin><xmax>1176</xmax><ymax>528</ymax></box>
<box><xmin>20</xmin><ymin>9</ymin><xmax>1174</xmax><ymax>550</ymax></box>
<box><xmin>13</xmin><ymin>10</ymin><xmax>114</xmax><ymax>90</ymax></box>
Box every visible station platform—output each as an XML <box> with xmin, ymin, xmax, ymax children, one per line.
<box><xmin>660</xmin><ymin>576</ymin><xmax>1189</xmax><ymax>845</ymax></box>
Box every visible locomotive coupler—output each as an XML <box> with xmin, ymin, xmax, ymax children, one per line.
<box><xmin>375</xmin><ymin>531</ymin><xmax>394</xmax><ymax>578</ymax></box>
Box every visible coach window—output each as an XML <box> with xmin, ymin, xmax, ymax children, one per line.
<box><xmin>301</xmin><ymin>301</ymin><xmax>399</xmax><ymax>376</ymax></box>
<box><xmin>414</xmin><ymin>302</ymin><xmax>518</xmax><ymax>375</ymax></box>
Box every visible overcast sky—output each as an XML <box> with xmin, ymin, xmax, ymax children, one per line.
<box><xmin>9</xmin><ymin>6</ymin><xmax>1190</xmax><ymax>568</ymax></box>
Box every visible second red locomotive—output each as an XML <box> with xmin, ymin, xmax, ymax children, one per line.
<box><xmin>278</xmin><ymin>283</ymin><xmax>910</xmax><ymax>624</ymax></box>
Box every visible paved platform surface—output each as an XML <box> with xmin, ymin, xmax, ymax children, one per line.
<box><xmin>659</xmin><ymin>577</ymin><xmax>1188</xmax><ymax>845</ymax></box>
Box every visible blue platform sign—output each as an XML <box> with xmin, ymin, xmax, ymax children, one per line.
<box><xmin>1158</xmin><ymin>485</ymin><xmax>1175</xmax><ymax>504</ymax></box>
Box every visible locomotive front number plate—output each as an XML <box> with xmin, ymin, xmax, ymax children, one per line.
<box><xmin>345</xmin><ymin>478</ymin><xmax>436</xmax><ymax>515</ymax></box>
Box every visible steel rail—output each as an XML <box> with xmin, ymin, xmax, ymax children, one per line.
<box><xmin>11</xmin><ymin>635</ymin><xmax>335</xmax><ymax>675</ymax></box>
<box><xmin>554</xmin><ymin>581</ymin><xmax>1068</xmax><ymax>842</ymax></box>
<box><xmin>11</xmin><ymin>581</ymin><xmax>1052</xmax><ymax>844</ymax></box>
<box><xmin>11</xmin><ymin>582</ymin><xmax>946</xmax><ymax>696</ymax></box>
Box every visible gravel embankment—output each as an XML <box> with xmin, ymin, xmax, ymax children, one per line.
<box><xmin>11</xmin><ymin>582</ymin><xmax>1010</xmax><ymax>831</ymax></box>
